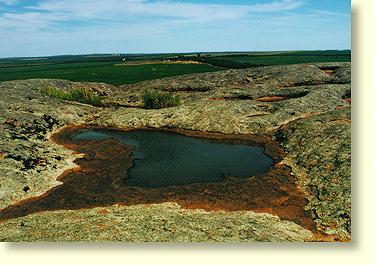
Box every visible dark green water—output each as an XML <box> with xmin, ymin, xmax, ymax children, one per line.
<box><xmin>73</xmin><ymin>129</ymin><xmax>274</xmax><ymax>188</ymax></box>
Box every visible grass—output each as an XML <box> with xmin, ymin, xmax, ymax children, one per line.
<box><xmin>143</xmin><ymin>90</ymin><xmax>181</xmax><ymax>109</ymax></box>
<box><xmin>0</xmin><ymin>61</ymin><xmax>221</xmax><ymax>85</ymax></box>
<box><xmin>41</xmin><ymin>86</ymin><xmax>102</xmax><ymax>106</ymax></box>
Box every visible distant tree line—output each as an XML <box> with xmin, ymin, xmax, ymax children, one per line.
<box><xmin>195</xmin><ymin>57</ymin><xmax>264</xmax><ymax>69</ymax></box>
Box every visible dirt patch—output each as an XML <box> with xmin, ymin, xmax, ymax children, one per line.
<box><xmin>328</xmin><ymin>118</ymin><xmax>351</xmax><ymax>125</ymax></box>
<box><xmin>114</xmin><ymin>60</ymin><xmax>205</xmax><ymax>66</ymax></box>
<box><xmin>208</xmin><ymin>95</ymin><xmax>254</xmax><ymax>101</ymax></box>
<box><xmin>256</xmin><ymin>96</ymin><xmax>285</xmax><ymax>102</ymax></box>
<box><xmin>317</xmin><ymin>66</ymin><xmax>340</xmax><ymax>76</ymax></box>
<box><xmin>342</xmin><ymin>91</ymin><xmax>351</xmax><ymax>104</ymax></box>
<box><xmin>208</xmin><ymin>97</ymin><xmax>225</xmax><ymax>101</ymax></box>
<box><xmin>255</xmin><ymin>91</ymin><xmax>309</xmax><ymax>102</ymax></box>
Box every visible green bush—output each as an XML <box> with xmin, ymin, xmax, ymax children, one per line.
<box><xmin>41</xmin><ymin>86</ymin><xmax>102</xmax><ymax>106</ymax></box>
<box><xmin>143</xmin><ymin>90</ymin><xmax>181</xmax><ymax>109</ymax></box>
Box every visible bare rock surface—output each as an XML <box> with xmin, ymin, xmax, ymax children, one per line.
<box><xmin>97</xmin><ymin>64</ymin><xmax>350</xmax><ymax>135</ymax></box>
<box><xmin>0</xmin><ymin>203</ymin><xmax>312</xmax><ymax>242</ymax></box>
<box><xmin>277</xmin><ymin>108</ymin><xmax>351</xmax><ymax>239</ymax></box>
<box><xmin>0</xmin><ymin>63</ymin><xmax>351</xmax><ymax>241</ymax></box>
<box><xmin>0</xmin><ymin>79</ymin><xmax>106</xmax><ymax>208</ymax></box>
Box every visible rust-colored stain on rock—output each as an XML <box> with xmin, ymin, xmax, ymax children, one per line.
<box><xmin>256</xmin><ymin>96</ymin><xmax>285</xmax><ymax>102</ymax></box>
<box><xmin>0</xmin><ymin>125</ymin><xmax>333</xmax><ymax>240</ymax></box>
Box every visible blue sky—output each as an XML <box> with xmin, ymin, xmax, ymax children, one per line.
<box><xmin>0</xmin><ymin>0</ymin><xmax>351</xmax><ymax>57</ymax></box>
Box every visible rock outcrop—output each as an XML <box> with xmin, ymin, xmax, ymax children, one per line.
<box><xmin>0</xmin><ymin>203</ymin><xmax>313</xmax><ymax>242</ymax></box>
<box><xmin>0</xmin><ymin>62</ymin><xmax>351</xmax><ymax>241</ymax></box>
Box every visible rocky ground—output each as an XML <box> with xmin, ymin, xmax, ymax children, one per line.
<box><xmin>0</xmin><ymin>62</ymin><xmax>351</xmax><ymax>241</ymax></box>
<box><xmin>0</xmin><ymin>203</ymin><xmax>312</xmax><ymax>242</ymax></box>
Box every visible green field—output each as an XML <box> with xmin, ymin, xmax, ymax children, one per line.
<box><xmin>188</xmin><ymin>50</ymin><xmax>351</xmax><ymax>68</ymax></box>
<box><xmin>0</xmin><ymin>61</ymin><xmax>221</xmax><ymax>86</ymax></box>
<box><xmin>0</xmin><ymin>50</ymin><xmax>351</xmax><ymax>85</ymax></box>
<box><xmin>215</xmin><ymin>53</ymin><xmax>350</xmax><ymax>64</ymax></box>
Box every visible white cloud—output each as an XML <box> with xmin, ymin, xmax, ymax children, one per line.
<box><xmin>0</xmin><ymin>0</ymin><xmax>18</xmax><ymax>5</ymax></box>
<box><xmin>0</xmin><ymin>12</ymin><xmax>68</xmax><ymax>29</ymax></box>
<box><xmin>6</xmin><ymin>0</ymin><xmax>346</xmax><ymax>57</ymax></box>
<box><xmin>0</xmin><ymin>0</ymin><xmax>305</xmax><ymax>32</ymax></box>
<box><xmin>35</xmin><ymin>0</ymin><xmax>302</xmax><ymax>18</ymax></box>
<box><xmin>310</xmin><ymin>9</ymin><xmax>350</xmax><ymax>18</ymax></box>
<box><xmin>0</xmin><ymin>0</ymin><xmax>302</xmax><ymax>27</ymax></box>
<box><xmin>0</xmin><ymin>0</ymin><xmax>305</xmax><ymax>54</ymax></box>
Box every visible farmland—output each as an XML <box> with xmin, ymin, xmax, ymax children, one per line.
<box><xmin>188</xmin><ymin>50</ymin><xmax>351</xmax><ymax>68</ymax></box>
<box><xmin>0</xmin><ymin>60</ymin><xmax>221</xmax><ymax>86</ymax></box>
<box><xmin>0</xmin><ymin>50</ymin><xmax>351</xmax><ymax>85</ymax></box>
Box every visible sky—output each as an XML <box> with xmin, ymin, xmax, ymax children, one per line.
<box><xmin>0</xmin><ymin>0</ymin><xmax>351</xmax><ymax>58</ymax></box>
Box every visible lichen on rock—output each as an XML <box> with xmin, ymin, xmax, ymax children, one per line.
<box><xmin>0</xmin><ymin>62</ymin><xmax>351</xmax><ymax>241</ymax></box>
<box><xmin>0</xmin><ymin>203</ymin><xmax>313</xmax><ymax>242</ymax></box>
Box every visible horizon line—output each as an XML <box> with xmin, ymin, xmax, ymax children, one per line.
<box><xmin>0</xmin><ymin>49</ymin><xmax>352</xmax><ymax>60</ymax></box>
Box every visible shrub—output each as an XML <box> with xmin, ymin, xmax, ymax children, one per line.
<box><xmin>143</xmin><ymin>90</ymin><xmax>181</xmax><ymax>109</ymax></box>
<box><xmin>41</xmin><ymin>86</ymin><xmax>102</xmax><ymax>106</ymax></box>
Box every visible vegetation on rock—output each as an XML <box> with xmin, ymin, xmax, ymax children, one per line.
<box><xmin>143</xmin><ymin>90</ymin><xmax>181</xmax><ymax>109</ymax></box>
<box><xmin>41</xmin><ymin>86</ymin><xmax>102</xmax><ymax>106</ymax></box>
